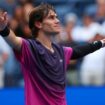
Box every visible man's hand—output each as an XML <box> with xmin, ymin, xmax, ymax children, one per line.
<box><xmin>100</xmin><ymin>39</ymin><xmax>105</xmax><ymax>47</ymax></box>
<box><xmin>0</xmin><ymin>11</ymin><xmax>8</xmax><ymax>31</ymax></box>
<box><xmin>0</xmin><ymin>10</ymin><xmax>22</xmax><ymax>51</ymax></box>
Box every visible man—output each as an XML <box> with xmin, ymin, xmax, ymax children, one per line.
<box><xmin>0</xmin><ymin>3</ymin><xmax>105</xmax><ymax>105</ymax></box>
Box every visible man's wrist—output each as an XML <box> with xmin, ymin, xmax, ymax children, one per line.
<box><xmin>93</xmin><ymin>40</ymin><xmax>103</xmax><ymax>48</ymax></box>
<box><xmin>0</xmin><ymin>26</ymin><xmax>10</xmax><ymax>37</ymax></box>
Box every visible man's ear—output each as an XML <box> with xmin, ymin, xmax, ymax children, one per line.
<box><xmin>34</xmin><ymin>21</ymin><xmax>42</xmax><ymax>29</ymax></box>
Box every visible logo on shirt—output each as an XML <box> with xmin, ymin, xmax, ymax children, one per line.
<box><xmin>59</xmin><ymin>59</ymin><xmax>63</xmax><ymax>63</ymax></box>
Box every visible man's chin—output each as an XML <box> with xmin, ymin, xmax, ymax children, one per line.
<box><xmin>46</xmin><ymin>31</ymin><xmax>60</xmax><ymax>36</ymax></box>
<box><xmin>52</xmin><ymin>30</ymin><xmax>61</xmax><ymax>35</ymax></box>
<box><xmin>53</xmin><ymin>31</ymin><xmax>60</xmax><ymax>35</ymax></box>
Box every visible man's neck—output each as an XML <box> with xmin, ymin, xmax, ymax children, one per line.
<box><xmin>36</xmin><ymin>31</ymin><xmax>54</xmax><ymax>52</ymax></box>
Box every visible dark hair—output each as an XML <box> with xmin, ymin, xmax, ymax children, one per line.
<box><xmin>29</xmin><ymin>3</ymin><xmax>56</xmax><ymax>38</ymax></box>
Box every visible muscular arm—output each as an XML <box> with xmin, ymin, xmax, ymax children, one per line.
<box><xmin>4</xmin><ymin>29</ymin><xmax>22</xmax><ymax>51</ymax></box>
<box><xmin>71</xmin><ymin>41</ymin><xmax>102</xmax><ymax>59</ymax></box>
<box><xmin>0</xmin><ymin>12</ymin><xmax>22</xmax><ymax>52</ymax></box>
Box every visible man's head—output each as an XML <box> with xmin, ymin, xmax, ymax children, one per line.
<box><xmin>29</xmin><ymin>3</ymin><xmax>61</xmax><ymax>38</ymax></box>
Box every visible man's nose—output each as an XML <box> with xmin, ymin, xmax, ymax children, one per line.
<box><xmin>55</xmin><ymin>18</ymin><xmax>60</xmax><ymax>24</ymax></box>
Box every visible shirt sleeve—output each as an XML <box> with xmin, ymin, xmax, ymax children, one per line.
<box><xmin>13</xmin><ymin>38</ymin><xmax>30</xmax><ymax>63</ymax></box>
<box><xmin>71</xmin><ymin>41</ymin><xmax>102</xmax><ymax>59</ymax></box>
<box><xmin>63</xmin><ymin>47</ymin><xmax>73</xmax><ymax>68</ymax></box>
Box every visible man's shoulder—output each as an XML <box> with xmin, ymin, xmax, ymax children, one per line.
<box><xmin>26</xmin><ymin>38</ymin><xmax>38</xmax><ymax>46</ymax></box>
<box><xmin>52</xmin><ymin>42</ymin><xmax>62</xmax><ymax>49</ymax></box>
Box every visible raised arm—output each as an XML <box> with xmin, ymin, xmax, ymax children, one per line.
<box><xmin>0</xmin><ymin>12</ymin><xmax>22</xmax><ymax>51</ymax></box>
<box><xmin>71</xmin><ymin>40</ymin><xmax>105</xmax><ymax>59</ymax></box>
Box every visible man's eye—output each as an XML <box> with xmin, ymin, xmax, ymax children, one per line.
<box><xmin>50</xmin><ymin>16</ymin><xmax>54</xmax><ymax>19</ymax></box>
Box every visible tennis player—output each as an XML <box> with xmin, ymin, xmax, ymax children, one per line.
<box><xmin>0</xmin><ymin>3</ymin><xmax>105</xmax><ymax>105</ymax></box>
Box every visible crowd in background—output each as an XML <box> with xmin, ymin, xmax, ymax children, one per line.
<box><xmin>0</xmin><ymin>0</ymin><xmax>105</xmax><ymax>88</ymax></box>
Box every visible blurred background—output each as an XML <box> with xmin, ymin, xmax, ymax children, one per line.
<box><xmin>1</xmin><ymin>0</ymin><xmax>105</xmax><ymax>105</ymax></box>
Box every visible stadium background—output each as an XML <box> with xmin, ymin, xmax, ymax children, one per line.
<box><xmin>0</xmin><ymin>0</ymin><xmax>105</xmax><ymax>105</ymax></box>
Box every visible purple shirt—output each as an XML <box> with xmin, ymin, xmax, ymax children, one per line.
<box><xmin>14</xmin><ymin>39</ymin><xmax>73</xmax><ymax>105</ymax></box>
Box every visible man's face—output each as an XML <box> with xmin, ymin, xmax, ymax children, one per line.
<box><xmin>41</xmin><ymin>10</ymin><xmax>61</xmax><ymax>35</ymax></box>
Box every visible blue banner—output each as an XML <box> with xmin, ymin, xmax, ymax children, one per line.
<box><xmin>0</xmin><ymin>87</ymin><xmax>105</xmax><ymax>105</ymax></box>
